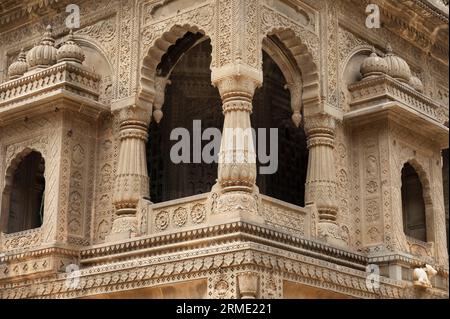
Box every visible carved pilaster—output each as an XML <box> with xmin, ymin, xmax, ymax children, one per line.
<box><xmin>305</xmin><ymin>114</ymin><xmax>345</xmax><ymax>246</ymax></box>
<box><xmin>237</xmin><ymin>272</ymin><xmax>259</xmax><ymax>299</ymax></box>
<box><xmin>108</xmin><ymin>104</ymin><xmax>151</xmax><ymax>241</ymax></box>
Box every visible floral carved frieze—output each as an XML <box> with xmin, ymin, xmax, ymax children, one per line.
<box><xmin>261</xmin><ymin>196</ymin><xmax>310</xmax><ymax>237</ymax></box>
<box><xmin>1</xmin><ymin>228</ymin><xmax>43</xmax><ymax>253</ymax></box>
<box><xmin>148</xmin><ymin>194</ymin><xmax>209</xmax><ymax>234</ymax></box>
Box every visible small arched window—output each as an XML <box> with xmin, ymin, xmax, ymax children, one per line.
<box><xmin>401</xmin><ymin>163</ymin><xmax>427</xmax><ymax>242</ymax></box>
<box><xmin>3</xmin><ymin>151</ymin><xmax>45</xmax><ymax>234</ymax></box>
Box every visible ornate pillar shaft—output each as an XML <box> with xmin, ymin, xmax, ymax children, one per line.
<box><xmin>216</xmin><ymin>75</ymin><xmax>257</xmax><ymax>192</ymax></box>
<box><xmin>210</xmin><ymin>65</ymin><xmax>264</xmax><ymax>223</ymax></box>
<box><xmin>305</xmin><ymin>114</ymin><xmax>344</xmax><ymax>245</ymax></box>
<box><xmin>109</xmin><ymin>106</ymin><xmax>150</xmax><ymax>241</ymax></box>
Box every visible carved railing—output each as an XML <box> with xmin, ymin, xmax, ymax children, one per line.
<box><xmin>348</xmin><ymin>75</ymin><xmax>446</xmax><ymax>124</ymax></box>
<box><xmin>260</xmin><ymin>195</ymin><xmax>312</xmax><ymax>238</ymax></box>
<box><xmin>147</xmin><ymin>193</ymin><xmax>209</xmax><ymax>234</ymax></box>
<box><xmin>0</xmin><ymin>228</ymin><xmax>43</xmax><ymax>253</ymax></box>
<box><xmin>145</xmin><ymin>193</ymin><xmax>313</xmax><ymax>238</ymax></box>
<box><xmin>0</xmin><ymin>62</ymin><xmax>101</xmax><ymax>108</ymax></box>
<box><xmin>406</xmin><ymin>235</ymin><xmax>435</xmax><ymax>260</ymax></box>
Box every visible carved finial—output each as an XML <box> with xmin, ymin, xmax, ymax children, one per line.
<box><xmin>56</xmin><ymin>28</ymin><xmax>85</xmax><ymax>64</ymax></box>
<box><xmin>18</xmin><ymin>48</ymin><xmax>26</xmax><ymax>62</ymax></box>
<box><xmin>68</xmin><ymin>28</ymin><xmax>75</xmax><ymax>40</ymax></box>
<box><xmin>8</xmin><ymin>48</ymin><xmax>29</xmax><ymax>79</ymax></box>
<box><xmin>360</xmin><ymin>46</ymin><xmax>388</xmax><ymax>80</ymax></box>
<box><xmin>383</xmin><ymin>42</ymin><xmax>412</xmax><ymax>83</ymax></box>
<box><xmin>41</xmin><ymin>24</ymin><xmax>55</xmax><ymax>45</ymax></box>
<box><xmin>386</xmin><ymin>43</ymin><xmax>393</xmax><ymax>55</ymax></box>
<box><xmin>292</xmin><ymin>112</ymin><xmax>302</xmax><ymax>128</ymax></box>
<box><xmin>369</xmin><ymin>46</ymin><xmax>378</xmax><ymax>57</ymax></box>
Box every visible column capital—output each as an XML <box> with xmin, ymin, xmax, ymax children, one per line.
<box><xmin>211</xmin><ymin>62</ymin><xmax>263</xmax><ymax>100</ymax></box>
<box><xmin>112</xmin><ymin>96</ymin><xmax>152</xmax><ymax>125</ymax></box>
<box><xmin>304</xmin><ymin>113</ymin><xmax>336</xmax><ymax>134</ymax></box>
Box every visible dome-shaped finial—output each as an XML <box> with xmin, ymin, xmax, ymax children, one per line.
<box><xmin>57</xmin><ymin>28</ymin><xmax>85</xmax><ymax>64</ymax></box>
<box><xmin>409</xmin><ymin>76</ymin><xmax>424</xmax><ymax>93</ymax></box>
<box><xmin>360</xmin><ymin>46</ymin><xmax>388</xmax><ymax>80</ymax></box>
<box><xmin>26</xmin><ymin>25</ymin><xmax>57</xmax><ymax>69</ymax></box>
<box><xmin>8</xmin><ymin>48</ymin><xmax>29</xmax><ymax>80</ymax></box>
<box><xmin>383</xmin><ymin>43</ymin><xmax>411</xmax><ymax>83</ymax></box>
<box><xmin>386</xmin><ymin>43</ymin><xmax>393</xmax><ymax>55</ymax></box>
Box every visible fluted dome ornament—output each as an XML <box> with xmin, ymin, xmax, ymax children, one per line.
<box><xmin>383</xmin><ymin>43</ymin><xmax>412</xmax><ymax>83</ymax></box>
<box><xmin>409</xmin><ymin>76</ymin><xmax>424</xmax><ymax>93</ymax></box>
<box><xmin>8</xmin><ymin>49</ymin><xmax>28</xmax><ymax>80</ymax></box>
<box><xmin>360</xmin><ymin>47</ymin><xmax>388</xmax><ymax>79</ymax></box>
<box><xmin>26</xmin><ymin>25</ymin><xmax>57</xmax><ymax>69</ymax></box>
<box><xmin>57</xmin><ymin>29</ymin><xmax>85</xmax><ymax>64</ymax></box>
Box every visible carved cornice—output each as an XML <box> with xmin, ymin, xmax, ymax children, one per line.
<box><xmin>342</xmin><ymin>0</ymin><xmax>449</xmax><ymax>65</ymax></box>
<box><xmin>80</xmin><ymin>221</ymin><xmax>367</xmax><ymax>267</ymax></box>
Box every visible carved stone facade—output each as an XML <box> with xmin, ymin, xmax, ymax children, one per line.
<box><xmin>0</xmin><ymin>0</ymin><xmax>448</xmax><ymax>299</ymax></box>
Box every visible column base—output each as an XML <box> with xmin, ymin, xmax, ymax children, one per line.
<box><xmin>209</xmin><ymin>186</ymin><xmax>265</xmax><ymax>225</ymax></box>
<box><xmin>106</xmin><ymin>214</ymin><xmax>138</xmax><ymax>242</ymax></box>
<box><xmin>317</xmin><ymin>222</ymin><xmax>348</xmax><ymax>247</ymax></box>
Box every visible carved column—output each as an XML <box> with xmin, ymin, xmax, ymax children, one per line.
<box><xmin>305</xmin><ymin>114</ymin><xmax>345</xmax><ymax>246</ymax></box>
<box><xmin>210</xmin><ymin>65</ymin><xmax>263</xmax><ymax>222</ymax></box>
<box><xmin>108</xmin><ymin>104</ymin><xmax>151</xmax><ymax>241</ymax></box>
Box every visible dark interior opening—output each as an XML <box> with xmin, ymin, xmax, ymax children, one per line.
<box><xmin>6</xmin><ymin>151</ymin><xmax>45</xmax><ymax>234</ymax></box>
<box><xmin>401</xmin><ymin>163</ymin><xmax>427</xmax><ymax>242</ymax></box>
<box><xmin>252</xmin><ymin>51</ymin><xmax>308</xmax><ymax>207</ymax></box>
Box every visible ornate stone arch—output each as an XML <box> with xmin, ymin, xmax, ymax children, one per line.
<box><xmin>1</xmin><ymin>146</ymin><xmax>47</xmax><ymax>233</ymax></box>
<box><xmin>397</xmin><ymin>158</ymin><xmax>435</xmax><ymax>247</ymax></box>
<box><xmin>139</xmin><ymin>23</ymin><xmax>213</xmax><ymax>115</ymax></box>
<box><xmin>262</xmin><ymin>36</ymin><xmax>304</xmax><ymax>127</ymax></box>
<box><xmin>262</xmin><ymin>27</ymin><xmax>321</xmax><ymax>116</ymax></box>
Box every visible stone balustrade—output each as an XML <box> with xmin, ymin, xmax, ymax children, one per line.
<box><xmin>348</xmin><ymin>75</ymin><xmax>445</xmax><ymax>124</ymax></box>
<box><xmin>0</xmin><ymin>228</ymin><xmax>42</xmax><ymax>253</ymax></box>
<box><xmin>0</xmin><ymin>61</ymin><xmax>104</xmax><ymax>122</ymax></box>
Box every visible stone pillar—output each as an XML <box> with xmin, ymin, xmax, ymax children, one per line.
<box><xmin>305</xmin><ymin>114</ymin><xmax>345</xmax><ymax>246</ymax></box>
<box><xmin>108</xmin><ymin>103</ymin><xmax>151</xmax><ymax>241</ymax></box>
<box><xmin>210</xmin><ymin>65</ymin><xmax>263</xmax><ymax>222</ymax></box>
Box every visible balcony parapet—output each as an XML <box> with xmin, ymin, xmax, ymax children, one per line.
<box><xmin>0</xmin><ymin>228</ymin><xmax>42</xmax><ymax>253</ymax></box>
<box><xmin>346</xmin><ymin>75</ymin><xmax>448</xmax><ymax>147</ymax></box>
<box><xmin>0</xmin><ymin>61</ymin><xmax>106</xmax><ymax>123</ymax></box>
<box><xmin>141</xmin><ymin>193</ymin><xmax>313</xmax><ymax>240</ymax></box>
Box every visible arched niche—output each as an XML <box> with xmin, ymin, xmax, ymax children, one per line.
<box><xmin>140</xmin><ymin>24</ymin><xmax>208</xmax><ymax>108</ymax></box>
<box><xmin>400</xmin><ymin>160</ymin><xmax>434</xmax><ymax>244</ymax></box>
<box><xmin>341</xmin><ymin>46</ymin><xmax>373</xmax><ymax>110</ymax></box>
<box><xmin>1</xmin><ymin>150</ymin><xmax>45</xmax><ymax>234</ymax></box>
<box><xmin>73</xmin><ymin>36</ymin><xmax>114</xmax><ymax>104</ymax></box>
